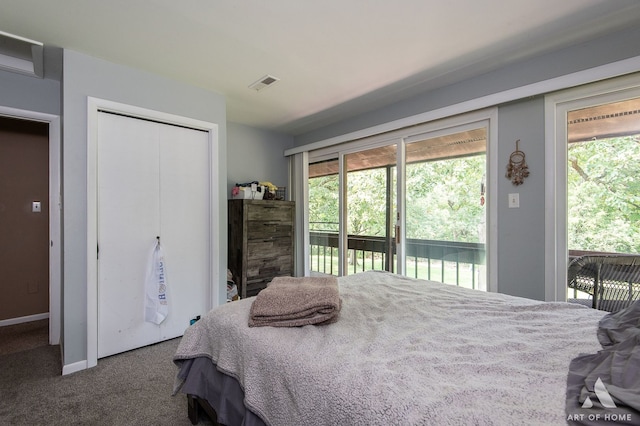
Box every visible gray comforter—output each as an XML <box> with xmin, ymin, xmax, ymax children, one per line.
<box><xmin>566</xmin><ymin>300</ymin><xmax>640</xmax><ymax>425</ymax></box>
<box><xmin>174</xmin><ymin>271</ymin><xmax>606</xmax><ymax>426</ymax></box>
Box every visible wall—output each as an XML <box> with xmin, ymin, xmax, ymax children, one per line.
<box><xmin>62</xmin><ymin>49</ymin><xmax>227</xmax><ymax>368</ymax></box>
<box><xmin>291</xmin><ymin>26</ymin><xmax>640</xmax><ymax>301</ymax></box>
<box><xmin>496</xmin><ymin>98</ymin><xmax>546</xmax><ymax>300</ymax></box>
<box><xmin>227</xmin><ymin>122</ymin><xmax>294</xmax><ymax>198</ymax></box>
<box><xmin>0</xmin><ymin>46</ymin><xmax>61</xmax><ymax>116</ymax></box>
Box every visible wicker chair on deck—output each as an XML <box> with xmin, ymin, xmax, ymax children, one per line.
<box><xmin>568</xmin><ymin>255</ymin><xmax>640</xmax><ymax>312</ymax></box>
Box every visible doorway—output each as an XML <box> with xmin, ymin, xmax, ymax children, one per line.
<box><xmin>0</xmin><ymin>109</ymin><xmax>61</xmax><ymax>350</ymax></box>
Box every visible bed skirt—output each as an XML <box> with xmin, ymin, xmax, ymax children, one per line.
<box><xmin>177</xmin><ymin>357</ymin><xmax>266</xmax><ymax>426</ymax></box>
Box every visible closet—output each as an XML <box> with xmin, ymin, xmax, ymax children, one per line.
<box><xmin>96</xmin><ymin>111</ymin><xmax>211</xmax><ymax>358</ymax></box>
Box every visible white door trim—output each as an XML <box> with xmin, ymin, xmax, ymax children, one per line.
<box><xmin>86</xmin><ymin>97</ymin><xmax>220</xmax><ymax>369</ymax></box>
<box><xmin>0</xmin><ymin>105</ymin><xmax>61</xmax><ymax>345</ymax></box>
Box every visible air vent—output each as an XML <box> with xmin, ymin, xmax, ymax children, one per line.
<box><xmin>248</xmin><ymin>74</ymin><xmax>280</xmax><ymax>91</ymax></box>
<box><xmin>0</xmin><ymin>31</ymin><xmax>44</xmax><ymax>78</ymax></box>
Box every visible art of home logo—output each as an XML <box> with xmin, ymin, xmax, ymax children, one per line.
<box><xmin>582</xmin><ymin>377</ymin><xmax>616</xmax><ymax>409</ymax></box>
<box><xmin>567</xmin><ymin>377</ymin><xmax>634</xmax><ymax>423</ymax></box>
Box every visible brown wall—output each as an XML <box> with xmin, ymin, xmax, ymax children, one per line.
<box><xmin>0</xmin><ymin>116</ymin><xmax>49</xmax><ymax>321</ymax></box>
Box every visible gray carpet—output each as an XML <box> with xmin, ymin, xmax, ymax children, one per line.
<box><xmin>0</xmin><ymin>319</ymin><xmax>49</xmax><ymax>356</ymax></box>
<box><xmin>0</xmin><ymin>331</ymin><xmax>213</xmax><ymax>425</ymax></box>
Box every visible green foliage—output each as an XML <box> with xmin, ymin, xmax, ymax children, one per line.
<box><xmin>568</xmin><ymin>136</ymin><xmax>640</xmax><ymax>254</ymax></box>
<box><xmin>406</xmin><ymin>155</ymin><xmax>485</xmax><ymax>242</ymax></box>
<box><xmin>308</xmin><ymin>154</ymin><xmax>486</xmax><ymax>243</ymax></box>
<box><xmin>308</xmin><ymin>174</ymin><xmax>339</xmax><ymax>232</ymax></box>
<box><xmin>346</xmin><ymin>167</ymin><xmax>394</xmax><ymax>236</ymax></box>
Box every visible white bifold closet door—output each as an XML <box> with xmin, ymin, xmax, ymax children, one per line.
<box><xmin>97</xmin><ymin>111</ymin><xmax>210</xmax><ymax>358</ymax></box>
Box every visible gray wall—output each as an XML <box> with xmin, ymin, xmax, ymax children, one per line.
<box><xmin>292</xmin><ymin>26</ymin><xmax>640</xmax><ymax>301</ymax></box>
<box><xmin>496</xmin><ymin>98</ymin><xmax>546</xmax><ymax>300</ymax></box>
<box><xmin>227</xmin><ymin>122</ymin><xmax>294</xmax><ymax>198</ymax></box>
<box><xmin>0</xmin><ymin>46</ymin><xmax>61</xmax><ymax>115</ymax></box>
<box><xmin>62</xmin><ymin>49</ymin><xmax>227</xmax><ymax>367</ymax></box>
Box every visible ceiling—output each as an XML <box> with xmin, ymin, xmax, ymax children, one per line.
<box><xmin>2</xmin><ymin>1</ymin><xmax>640</xmax><ymax>136</ymax></box>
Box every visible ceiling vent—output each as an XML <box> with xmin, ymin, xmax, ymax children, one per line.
<box><xmin>248</xmin><ymin>74</ymin><xmax>280</xmax><ymax>91</ymax></box>
<box><xmin>0</xmin><ymin>30</ymin><xmax>44</xmax><ymax>78</ymax></box>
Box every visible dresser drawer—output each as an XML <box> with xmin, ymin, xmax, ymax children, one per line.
<box><xmin>247</xmin><ymin>222</ymin><xmax>292</xmax><ymax>240</ymax></box>
<box><xmin>246</xmin><ymin>255</ymin><xmax>293</xmax><ymax>280</ymax></box>
<box><xmin>245</xmin><ymin>272</ymin><xmax>290</xmax><ymax>298</ymax></box>
<box><xmin>246</xmin><ymin>203</ymin><xmax>293</xmax><ymax>222</ymax></box>
<box><xmin>247</xmin><ymin>238</ymin><xmax>292</xmax><ymax>260</ymax></box>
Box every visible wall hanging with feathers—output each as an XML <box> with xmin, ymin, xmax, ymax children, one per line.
<box><xmin>506</xmin><ymin>139</ymin><xmax>529</xmax><ymax>186</ymax></box>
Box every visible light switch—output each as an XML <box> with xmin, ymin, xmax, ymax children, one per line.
<box><xmin>32</xmin><ymin>201</ymin><xmax>41</xmax><ymax>213</ymax></box>
<box><xmin>508</xmin><ymin>193</ymin><xmax>520</xmax><ymax>208</ymax></box>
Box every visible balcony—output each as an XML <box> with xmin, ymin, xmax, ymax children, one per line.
<box><xmin>309</xmin><ymin>230</ymin><xmax>486</xmax><ymax>290</ymax></box>
<box><xmin>310</xmin><ymin>233</ymin><xmax>640</xmax><ymax>310</ymax></box>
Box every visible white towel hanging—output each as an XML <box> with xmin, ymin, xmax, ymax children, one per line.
<box><xmin>144</xmin><ymin>238</ymin><xmax>169</xmax><ymax>324</ymax></box>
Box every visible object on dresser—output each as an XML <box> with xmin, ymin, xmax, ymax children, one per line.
<box><xmin>227</xmin><ymin>199</ymin><xmax>295</xmax><ymax>298</ymax></box>
<box><xmin>232</xmin><ymin>181</ymin><xmax>265</xmax><ymax>200</ymax></box>
<box><xmin>259</xmin><ymin>181</ymin><xmax>278</xmax><ymax>200</ymax></box>
<box><xmin>274</xmin><ymin>186</ymin><xmax>286</xmax><ymax>200</ymax></box>
<box><xmin>226</xmin><ymin>269</ymin><xmax>239</xmax><ymax>302</ymax></box>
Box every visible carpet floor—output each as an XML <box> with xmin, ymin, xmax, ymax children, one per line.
<box><xmin>0</xmin><ymin>319</ymin><xmax>49</xmax><ymax>356</ymax></box>
<box><xmin>0</xmin><ymin>325</ymin><xmax>214</xmax><ymax>426</ymax></box>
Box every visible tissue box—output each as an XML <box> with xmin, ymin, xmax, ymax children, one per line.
<box><xmin>232</xmin><ymin>186</ymin><xmax>265</xmax><ymax>200</ymax></box>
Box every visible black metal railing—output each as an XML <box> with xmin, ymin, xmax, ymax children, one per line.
<box><xmin>309</xmin><ymin>230</ymin><xmax>486</xmax><ymax>289</ymax></box>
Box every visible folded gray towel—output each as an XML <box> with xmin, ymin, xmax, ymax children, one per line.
<box><xmin>248</xmin><ymin>276</ymin><xmax>341</xmax><ymax>327</ymax></box>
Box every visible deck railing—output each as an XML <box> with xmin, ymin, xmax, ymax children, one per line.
<box><xmin>309</xmin><ymin>230</ymin><xmax>486</xmax><ymax>289</ymax></box>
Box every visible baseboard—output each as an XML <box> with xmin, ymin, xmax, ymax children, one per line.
<box><xmin>0</xmin><ymin>312</ymin><xmax>49</xmax><ymax>327</ymax></box>
<box><xmin>62</xmin><ymin>359</ymin><xmax>88</xmax><ymax>376</ymax></box>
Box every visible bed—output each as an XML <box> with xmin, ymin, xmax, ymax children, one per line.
<box><xmin>173</xmin><ymin>270</ymin><xmax>638</xmax><ymax>425</ymax></box>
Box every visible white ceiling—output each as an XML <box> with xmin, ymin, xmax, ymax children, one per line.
<box><xmin>2</xmin><ymin>1</ymin><xmax>640</xmax><ymax>136</ymax></box>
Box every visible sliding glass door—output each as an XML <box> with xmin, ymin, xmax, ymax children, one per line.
<box><xmin>404</xmin><ymin>127</ymin><xmax>487</xmax><ymax>289</ymax></box>
<box><xmin>546</xmin><ymin>72</ymin><xmax>640</xmax><ymax>302</ymax></box>
<box><xmin>308</xmin><ymin>143</ymin><xmax>399</xmax><ymax>277</ymax></box>
<box><xmin>308</xmin><ymin>158</ymin><xmax>340</xmax><ymax>275</ymax></box>
<box><xmin>344</xmin><ymin>145</ymin><xmax>398</xmax><ymax>275</ymax></box>
<box><xmin>306</xmin><ymin>112</ymin><xmax>492</xmax><ymax>289</ymax></box>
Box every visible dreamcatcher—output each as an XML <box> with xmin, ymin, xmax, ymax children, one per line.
<box><xmin>505</xmin><ymin>139</ymin><xmax>529</xmax><ymax>186</ymax></box>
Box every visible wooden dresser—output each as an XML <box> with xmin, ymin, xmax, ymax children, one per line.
<box><xmin>227</xmin><ymin>199</ymin><xmax>295</xmax><ymax>298</ymax></box>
